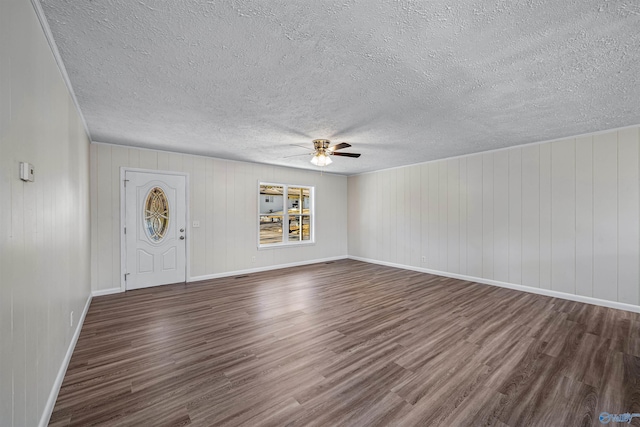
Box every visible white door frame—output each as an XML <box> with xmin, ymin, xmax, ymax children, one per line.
<box><xmin>120</xmin><ymin>167</ymin><xmax>190</xmax><ymax>292</ymax></box>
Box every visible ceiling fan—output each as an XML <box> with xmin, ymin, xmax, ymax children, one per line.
<box><xmin>288</xmin><ymin>139</ymin><xmax>361</xmax><ymax>167</ymax></box>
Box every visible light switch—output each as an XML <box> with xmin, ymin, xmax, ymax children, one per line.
<box><xmin>192</xmin><ymin>221</ymin><xmax>200</xmax><ymax>228</ymax></box>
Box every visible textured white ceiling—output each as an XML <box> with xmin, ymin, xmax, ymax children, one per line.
<box><xmin>40</xmin><ymin>0</ymin><xmax>640</xmax><ymax>175</ymax></box>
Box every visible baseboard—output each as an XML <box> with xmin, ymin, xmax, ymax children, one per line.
<box><xmin>91</xmin><ymin>257</ymin><xmax>350</xmax><ymax>293</ymax></box>
<box><xmin>92</xmin><ymin>287</ymin><xmax>122</xmax><ymax>297</ymax></box>
<box><xmin>348</xmin><ymin>256</ymin><xmax>640</xmax><ymax>314</ymax></box>
<box><xmin>189</xmin><ymin>255</ymin><xmax>349</xmax><ymax>282</ymax></box>
<box><xmin>39</xmin><ymin>293</ymin><xmax>92</xmax><ymax>427</ymax></box>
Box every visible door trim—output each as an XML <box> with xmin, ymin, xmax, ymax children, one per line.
<box><xmin>120</xmin><ymin>167</ymin><xmax>190</xmax><ymax>292</ymax></box>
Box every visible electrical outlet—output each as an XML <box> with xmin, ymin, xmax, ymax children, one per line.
<box><xmin>421</xmin><ymin>256</ymin><xmax>426</xmax><ymax>263</ymax></box>
<box><xmin>192</xmin><ymin>221</ymin><xmax>200</xmax><ymax>228</ymax></box>
<box><xmin>251</xmin><ymin>256</ymin><xmax>256</xmax><ymax>263</ymax></box>
<box><xmin>70</xmin><ymin>311</ymin><xmax>74</xmax><ymax>327</ymax></box>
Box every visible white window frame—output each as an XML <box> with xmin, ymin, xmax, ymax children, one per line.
<box><xmin>258</xmin><ymin>182</ymin><xmax>315</xmax><ymax>249</ymax></box>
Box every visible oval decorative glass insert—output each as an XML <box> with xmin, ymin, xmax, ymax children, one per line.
<box><xmin>144</xmin><ymin>187</ymin><xmax>170</xmax><ymax>242</ymax></box>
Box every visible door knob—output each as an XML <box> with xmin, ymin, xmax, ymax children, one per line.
<box><xmin>180</xmin><ymin>236</ymin><xmax>185</xmax><ymax>240</ymax></box>
<box><xmin>180</xmin><ymin>228</ymin><xmax>185</xmax><ymax>232</ymax></box>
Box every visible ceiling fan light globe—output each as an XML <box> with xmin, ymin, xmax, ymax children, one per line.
<box><xmin>310</xmin><ymin>153</ymin><xmax>332</xmax><ymax>167</ymax></box>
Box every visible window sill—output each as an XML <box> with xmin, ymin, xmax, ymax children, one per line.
<box><xmin>257</xmin><ymin>241</ymin><xmax>316</xmax><ymax>250</ymax></box>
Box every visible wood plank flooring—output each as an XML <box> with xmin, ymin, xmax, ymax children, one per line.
<box><xmin>50</xmin><ymin>260</ymin><xmax>640</xmax><ymax>426</ymax></box>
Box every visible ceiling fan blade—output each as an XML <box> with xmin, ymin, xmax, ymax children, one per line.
<box><xmin>332</xmin><ymin>152</ymin><xmax>361</xmax><ymax>158</ymax></box>
<box><xmin>290</xmin><ymin>144</ymin><xmax>313</xmax><ymax>151</ymax></box>
<box><xmin>283</xmin><ymin>153</ymin><xmax>312</xmax><ymax>158</ymax></box>
<box><xmin>328</xmin><ymin>142</ymin><xmax>351</xmax><ymax>152</ymax></box>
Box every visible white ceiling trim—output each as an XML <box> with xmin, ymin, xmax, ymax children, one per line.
<box><xmin>29</xmin><ymin>0</ymin><xmax>92</xmax><ymax>141</ymax></box>
<box><xmin>90</xmin><ymin>141</ymin><xmax>348</xmax><ymax>177</ymax></box>
<box><xmin>38</xmin><ymin>0</ymin><xmax>640</xmax><ymax>174</ymax></box>
<box><xmin>350</xmin><ymin>122</ymin><xmax>640</xmax><ymax>177</ymax></box>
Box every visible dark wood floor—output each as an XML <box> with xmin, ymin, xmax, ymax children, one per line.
<box><xmin>50</xmin><ymin>259</ymin><xmax>640</xmax><ymax>426</ymax></box>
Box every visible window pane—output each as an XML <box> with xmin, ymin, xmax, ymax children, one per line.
<box><xmin>302</xmin><ymin>215</ymin><xmax>311</xmax><ymax>240</ymax></box>
<box><xmin>288</xmin><ymin>215</ymin><xmax>301</xmax><ymax>241</ymax></box>
<box><xmin>288</xmin><ymin>187</ymin><xmax>303</xmax><ymax>214</ymax></box>
<box><xmin>260</xmin><ymin>185</ymin><xmax>283</xmax><ymax>215</ymax></box>
<box><xmin>259</xmin><ymin>216</ymin><xmax>283</xmax><ymax>244</ymax></box>
<box><xmin>301</xmin><ymin>188</ymin><xmax>310</xmax><ymax>214</ymax></box>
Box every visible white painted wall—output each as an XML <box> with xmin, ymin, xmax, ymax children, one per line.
<box><xmin>348</xmin><ymin>127</ymin><xmax>640</xmax><ymax>308</ymax></box>
<box><xmin>0</xmin><ymin>1</ymin><xmax>92</xmax><ymax>425</ymax></box>
<box><xmin>91</xmin><ymin>143</ymin><xmax>348</xmax><ymax>292</ymax></box>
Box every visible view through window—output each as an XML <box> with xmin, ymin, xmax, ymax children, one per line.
<box><xmin>259</xmin><ymin>183</ymin><xmax>313</xmax><ymax>247</ymax></box>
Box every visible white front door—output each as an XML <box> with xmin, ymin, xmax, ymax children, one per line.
<box><xmin>124</xmin><ymin>170</ymin><xmax>187</xmax><ymax>290</ymax></box>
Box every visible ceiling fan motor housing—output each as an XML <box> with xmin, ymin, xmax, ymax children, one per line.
<box><xmin>312</xmin><ymin>139</ymin><xmax>331</xmax><ymax>153</ymax></box>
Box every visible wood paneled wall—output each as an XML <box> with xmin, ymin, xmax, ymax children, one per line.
<box><xmin>348</xmin><ymin>127</ymin><xmax>640</xmax><ymax>307</ymax></box>
<box><xmin>90</xmin><ymin>144</ymin><xmax>348</xmax><ymax>292</ymax></box>
<box><xmin>0</xmin><ymin>1</ymin><xmax>92</xmax><ymax>425</ymax></box>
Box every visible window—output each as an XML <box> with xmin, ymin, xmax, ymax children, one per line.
<box><xmin>144</xmin><ymin>187</ymin><xmax>169</xmax><ymax>242</ymax></box>
<box><xmin>259</xmin><ymin>183</ymin><xmax>314</xmax><ymax>247</ymax></box>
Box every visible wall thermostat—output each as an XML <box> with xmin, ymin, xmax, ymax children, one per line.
<box><xmin>19</xmin><ymin>162</ymin><xmax>34</xmax><ymax>182</ymax></box>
